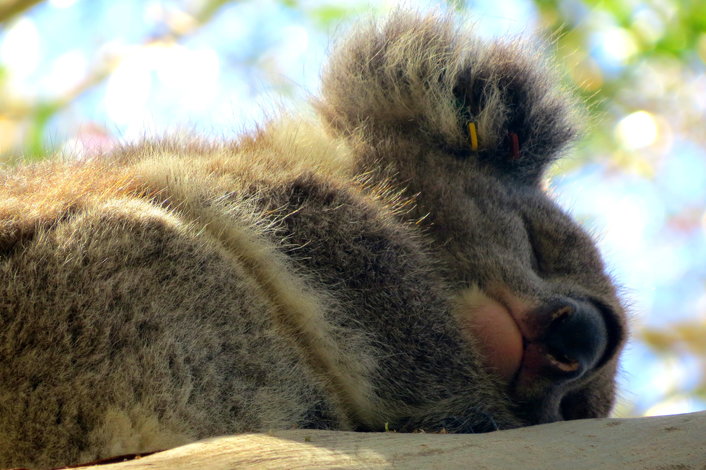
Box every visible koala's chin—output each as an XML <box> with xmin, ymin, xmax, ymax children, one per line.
<box><xmin>0</xmin><ymin>9</ymin><xmax>627</xmax><ymax>469</ymax></box>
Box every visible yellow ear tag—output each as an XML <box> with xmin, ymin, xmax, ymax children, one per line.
<box><xmin>468</xmin><ymin>122</ymin><xmax>478</xmax><ymax>151</ymax></box>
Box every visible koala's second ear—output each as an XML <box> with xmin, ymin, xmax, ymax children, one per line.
<box><xmin>318</xmin><ymin>11</ymin><xmax>579</xmax><ymax>187</ymax></box>
<box><xmin>453</xmin><ymin>41</ymin><xmax>579</xmax><ymax>186</ymax></box>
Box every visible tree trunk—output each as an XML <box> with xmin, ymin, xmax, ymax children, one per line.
<box><xmin>76</xmin><ymin>411</ymin><xmax>705</xmax><ymax>470</ymax></box>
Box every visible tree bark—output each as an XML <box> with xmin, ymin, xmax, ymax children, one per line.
<box><xmin>77</xmin><ymin>411</ymin><xmax>706</xmax><ymax>470</ymax></box>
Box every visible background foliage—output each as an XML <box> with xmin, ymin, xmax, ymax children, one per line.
<box><xmin>1</xmin><ymin>0</ymin><xmax>704</xmax><ymax>417</ymax></box>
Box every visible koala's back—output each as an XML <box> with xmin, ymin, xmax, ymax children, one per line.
<box><xmin>0</xmin><ymin>136</ymin><xmax>347</xmax><ymax>465</ymax></box>
<box><xmin>0</xmin><ymin>123</ymin><xmax>497</xmax><ymax>468</ymax></box>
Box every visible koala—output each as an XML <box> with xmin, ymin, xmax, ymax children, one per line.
<box><xmin>0</xmin><ymin>11</ymin><xmax>627</xmax><ymax>469</ymax></box>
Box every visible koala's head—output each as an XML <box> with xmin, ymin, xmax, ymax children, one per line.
<box><xmin>450</xmin><ymin>174</ymin><xmax>627</xmax><ymax>424</ymax></box>
<box><xmin>443</xmin><ymin>27</ymin><xmax>627</xmax><ymax>425</ymax></box>
<box><xmin>318</xmin><ymin>10</ymin><xmax>628</xmax><ymax>424</ymax></box>
<box><xmin>432</xmin><ymin>30</ymin><xmax>626</xmax><ymax>425</ymax></box>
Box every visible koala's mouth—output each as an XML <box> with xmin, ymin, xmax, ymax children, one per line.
<box><xmin>454</xmin><ymin>286</ymin><xmax>526</xmax><ymax>383</ymax></box>
<box><xmin>456</xmin><ymin>285</ymin><xmax>608</xmax><ymax>389</ymax></box>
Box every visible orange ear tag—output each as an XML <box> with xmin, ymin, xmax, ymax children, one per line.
<box><xmin>468</xmin><ymin>122</ymin><xmax>479</xmax><ymax>151</ymax></box>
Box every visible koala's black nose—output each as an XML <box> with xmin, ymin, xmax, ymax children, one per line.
<box><xmin>544</xmin><ymin>299</ymin><xmax>608</xmax><ymax>377</ymax></box>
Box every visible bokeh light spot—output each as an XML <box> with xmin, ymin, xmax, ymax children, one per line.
<box><xmin>0</xmin><ymin>18</ymin><xmax>41</xmax><ymax>94</ymax></box>
<box><xmin>592</xmin><ymin>27</ymin><xmax>638</xmax><ymax>67</ymax></box>
<box><xmin>615</xmin><ymin>110</ymin><xmax>658</xmax><ymax>150</ymax></box>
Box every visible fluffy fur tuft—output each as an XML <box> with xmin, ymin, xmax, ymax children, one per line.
<box><xmin>318</xmin><ymin>10</ymin><xmax>578</xmax><ymax>184</ymax></box>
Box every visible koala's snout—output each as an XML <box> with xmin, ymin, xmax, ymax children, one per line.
<box><xmin>511</xmin><ymin>297</ymin><xmax>616</xmax><ymax>424</ymax></box>
<box><xmin>510</xmin><ymin>295</ymin><xmax>616</xmax><ymax>413</ymax></box>
<box><xmin>520</xmin><ymin>297</ymin><xmax>610</xmax><ymax>383</ymax></box>
<box><xmin>543</xmin><ymin>299</ymin><xmax>608</xmax><ymax>378</ymax></box>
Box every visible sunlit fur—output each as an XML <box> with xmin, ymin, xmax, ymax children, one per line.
<box><xmin>0</xmin><ymin>11</ymin><xmax>626</xmax><ymax>468</ymax></box>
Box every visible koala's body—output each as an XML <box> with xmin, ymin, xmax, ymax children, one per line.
<box><xmin>0</xmin><ymin>12</ymin><xmax>626</xmax><ymax>468</ymax></box>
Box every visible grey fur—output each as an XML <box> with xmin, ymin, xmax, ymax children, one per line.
<box><xmin>0</xmin><ymin>11</ymin><xmax>626</xmax><ymax>468</ymax></box>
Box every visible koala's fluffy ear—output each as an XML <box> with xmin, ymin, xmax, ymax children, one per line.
<box><xmin>318</xmin><ymin>10</ymin><xmax>579</xmax><ymax>186</ymax></box>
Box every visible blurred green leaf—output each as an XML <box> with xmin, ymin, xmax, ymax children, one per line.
<box><xmin>27</xmin><ymin>101</ymin><xmax>60</xmax><ymax>159</ymax></box>
<box><xmin>308</xmin><ymin>6</ymin><xmax>360</xmax><ymax>28</ymax></box>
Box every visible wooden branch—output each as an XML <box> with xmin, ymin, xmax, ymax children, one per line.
<box><xmin>77</xmin><ymin>411</ymin><xmax>706</xmax><ymax>470</ymax></box>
